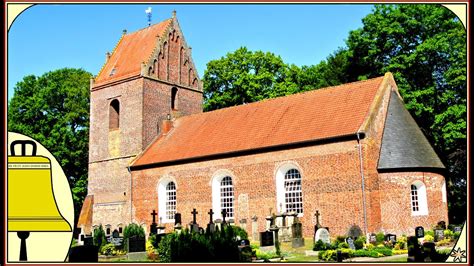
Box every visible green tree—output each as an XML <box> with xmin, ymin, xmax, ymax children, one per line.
<box><xmin>202</xmin><ymin>47</ymin><xmax>299</xmax><ymax>111</ymax></box>
<box><xmin>345</xmin><ymin>4</ymin><xmax>466</xmax><ymax>223</ymax></box>
<box><xmin>8</xmin><ymin>68</ymin><xmax>92</xmax><ymax>227</ymax></box>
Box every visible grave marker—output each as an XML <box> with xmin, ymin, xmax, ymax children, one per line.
<box><xmin>385</xmin><ymin>234</ymin><xmax>397</xmax><ymax>243</ymax></box>
<box><xmin>315</xmin><ymin>228</ymin><xmax>330</xmax><ymax>244</ymax></box>
<box><xmin>415</xmin><ymin>226</ymin><xmax>424</xmax><ymax>238</ymax></box>
<box><xmin>346</xmin><ymin>237</ymin><xmax>356</xmax><ymax>250</ymax></box>
<box><xmin>260</xmin><ymin>231</ymin><xmax>274</xmax><ymax>247</ymax></box>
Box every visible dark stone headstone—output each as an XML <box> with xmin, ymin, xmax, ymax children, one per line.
<box><xmin>107</xmin><ymin>235</ymin><xmax>124</xmax><ymax>247</ymax></box>
<box><xmin>346</xmin><ymin>237</ymin><xmax>356</xmax><ymax>250</ymax></box>
<box><xmin>260</xmin><ymin>231</ymin><xmax>274</xmax><ymax>247</ymax></box>
<box><xmin>422</xmin><ymin>242</ymin><xmax>437</xmax><ymax>262</ymax></box>
<box><xmin>126</xmin><ymin>236</ymin><xmax>146</xmax><ymax>253</ymax></box>
<box><xmin>80</xmin><ymin>234</ymin><xmax>85</xmax><ymax>241</ymax></box>
<box><xmin>347</xmin><ymin>225</ymin><xmax>363</xmax><ymax>239</ymax></box>
<box><xmin>112</xmin><ymin>229</ymin><xmax>120</xmax><ymax>238</ymax></box>
<box><xmin>385</xmin><ymin>234</ymin><xmax>396</xmax><ymax>243</ymax></box>
<box><xmin>155</xmin><ymin>233</ymin><xmax>167</xmax><ymax>245</ymax></box>
<box><xmin>291</xmin><ymin>221</ymin><xmax>304</xmax><ymax>248</ymax></box>
<box><xmin>407</xmin><ymin>236</ymin><xmax>423</xmax><ymax>262</ymax></box>
<box><xmin>174</xmin><ymin>213</ymin><xmax>182</xmax><ymax>225</ymax></box>
<box><xmin>68</xmin><ymin>245</ymin><xmax>99</xmax><ymax>262</ymax></box>
<box><xmin>415</xmin><ymin>226</ymin><xmax>425</xmax><ymax>238</ymax></box>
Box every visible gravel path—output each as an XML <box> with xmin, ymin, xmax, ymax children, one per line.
<box><xmin>345</xmin><ymin>254</ymin><xmax>408</xmax><ymax>262</ymax></box>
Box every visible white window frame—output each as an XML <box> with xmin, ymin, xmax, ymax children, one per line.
<box><xmin>212</xmin><ymin>170</ymin><xmax>235</xmax><ymax>220</ymax></box>
<box><xmin>411</xmin><ymin>180</ymin><xmax>428</xmax><ymax>216</ymax></box>
<box><xmin>275</xmin><ymin>163</ymin><xmax>304</xmax><ymax>216</ymax></box>
<box><xmin>442</xmin><ymin>181</ymin><xmax>447</xmax><ymax>203</ymax></box>
<box><xmin>158</xmin><ymin>176</ymin><xmax>177</xmax><ymax>223</ymax></box>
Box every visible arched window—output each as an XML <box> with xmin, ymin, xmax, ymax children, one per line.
<box><xmin>220</xmin><ymin>176</ymin><xmax>235</xmax><ymax>218</ymax></box>
<box><xmin>171</xmin><ymin>87</ymin><xmax>178</xmax><ymax>110</ymax></box>
<box><xmin>284</xmin><ymin>169</ymin><xmax>303</xmax><ymax>214</ymax></box>
<box><xmin>212</xmin><ymin>172</ymin><xmax>235</xmax><ymax>220</ymax></box>
<box><xmin>276</xmin><ymin>163</ymin><xmax>304</xmax><ymax>215</ymax></box>
<box><xmin>165</xmin><ymin>182</ymin><xmax>177</xmax><ymax>220</ymax></box>
<box><xmin>109</xmin><ymin>99</ymin><xmax>120</xmax><ymax>130</ymax></box>
<box><xmin>158</xmin><ymin>178</ymin><xmax>177</xmax><ymax>223</ymax></box>
<box><xmin>441</xmin><ymin>181</ymin><xmax>447</xmax><ymax>203</ymax></box>
<box><xmin>411</xmin><ymin>181</ymin><xmax>428</xmax><ymax>216</ymax></box>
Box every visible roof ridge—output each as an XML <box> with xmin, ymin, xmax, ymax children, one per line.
<box><xmin>127</xmin><ymin>18</ymin><xmax>172</xmax><ymax>36</ymax></box>
<box><xmin>176</xmin><ymin>75</ymin><xmax>385</xmax><ymax>123</ymax></box>
<box><xmin>144</xmin><ymin>18</ymin><xmax>174</xmax><ymax>65</ymax></box>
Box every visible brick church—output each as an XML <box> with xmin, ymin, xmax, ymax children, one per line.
<box><xmin>78</xmin><ymin>13</ymin><xmax>448</xmax><ymax>239</ymax></box>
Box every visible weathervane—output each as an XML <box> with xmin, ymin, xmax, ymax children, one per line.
<box><xmin>145</xmin><ymin>7</ymin><xmax>152</xmax><ymax>26</ymax></box>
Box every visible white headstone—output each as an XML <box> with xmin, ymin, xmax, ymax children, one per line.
<box><xmin>315</xmin><ymin>228</ymin><xmax>330</xmax><ymax>244</ymax></box>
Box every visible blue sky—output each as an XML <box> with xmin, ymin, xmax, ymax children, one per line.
<box><xmin>7</xmin><ymin>4</ymin><xmax>374</xmax><ymax>100</ymax></box>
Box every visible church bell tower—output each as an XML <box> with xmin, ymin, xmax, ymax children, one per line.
<box><xmin>77</xmin><ymin>11</ymin><xmax>203</xmax><ymax>235</ymax></box>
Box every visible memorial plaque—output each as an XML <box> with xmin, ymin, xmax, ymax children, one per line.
<box><xmin>315</xmin><ymin>228</ymin><xmax>330</xmax><ymax>244</ymax></box>
<box><xmin>346</xmin><ymin>237</ymin><xmax>356</xmax><ymax>250</ymax></box>
<box><xmin>415</xmin><ymin>226</ymin><xmax>424</xmax><ymax>238</ymax></box>
<box><xmin>260</xmin><ymin>231</ymin><xmax>274</xmax><ymax>247</ymax></box>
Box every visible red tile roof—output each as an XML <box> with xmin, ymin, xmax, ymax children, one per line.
<box><xmin>94</xmin><ymin>19</ymin><xmax>172</xmax><ymax>85</ymax></box>
<box><xmin>77</xmin><ymin>195</ymin><xmax>94</xmax><ymax>231</ymax></box>
<box><xmin>132</xmin><ymin>76</ymin><xmax>387</xmax><ymax>168</ymax></box>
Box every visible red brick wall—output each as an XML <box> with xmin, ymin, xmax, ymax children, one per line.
<box><xmin>379</xmin><ymin>172</ymin><xmax>448</xmax><ymax>235</ymax></box>
<box><xmin>131</xmin><ymin>140</ymin><xmax>368</xmax><ymax>238</ymax></box>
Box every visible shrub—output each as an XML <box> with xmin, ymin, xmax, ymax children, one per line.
<box><xmin>232</xmin><ymin>226</ymin><xmax>248</xmax><ymax>240</ymax></box>
<box><xmin>424</xmin><ymin>235</ymin><xmax>434</xmax><ymax>242</ymax></box>
<box><xmin>123</xmin><ymin>223</ymin><xmax>145</xmax><ymax>239</ymax></box>
<box><xmin>375</xmin><ymin>232</ymin><xmax>385</xmax><ymax>244</ymax></box>
<box><xmin>372</xmin><ymin>246</ymin><xmax>392</xmax><ymax>256</ymax></box>
<box><xmin>255</xmin><ymin>249</ymin><xmax>278</xmax><ymax>261</ymax></box>
<box><xmin>100</xmin><ymin>243</ymin><xmax>116</xmax><ymax>256</ymax></box>
<box><xmin>338</xmin><ymin>242</ymin><xmax>349</xmax><ymax>249</ymax></box>
<box><xmin>157</xmin><ymin>225</ymin><xmax>246</xmax><ymax>262</ymax></box>
<box><xmin>435</xmin><ymin>238</ymin><xmax>452</xmax><ymax>247</ymax></box>
<box><xmin>453</xmin><ymin>232</ymin><xmax>461</xmax><ymax>239</ymax></box>
<box><xmin>365</xmin><ymin>243</ymin><xmax>374</xmax><ymax>250</ymax></box>
<box><xmin>93</xmin><ymin>225</ymin><xmax>107</xmax><ymax>249</ymax></box>
<box><xmin>425</xmin><ymin>230</ymin><xmax>434</xmax><ymax>237</ymax></box>
<box><xmin>444</xmin><ymin>229</ymin><xmax>454</xmax><ymax>239</ymax></box>
<box><xmin>146</xmin><ymin>239</ymin><xmax>158</xmax><ymax>261</ymax></box>
<box><xmin>313</xmin><ymin>240</ymin><xmax>329</xmax><ymax>251</ymax></box>
<box><xmin>354</xmin><ymin>238</ymin><xmax>365</xmax><ymax>250</ymax></box>
<box><xmin>396</xmin><ymin>235</ymin><xmax>407</xmax><ymax>250</ymax></box>
<box><xmin>392</xmin><ymin>249</ymin><xmax>408</xmax><ymax>255</ymax></box>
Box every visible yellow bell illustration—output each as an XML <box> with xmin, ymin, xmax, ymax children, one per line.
<box><xmin>8</xmin><ymin>140</ymin><xmax>72</xmax><ymax>261</ymax></box>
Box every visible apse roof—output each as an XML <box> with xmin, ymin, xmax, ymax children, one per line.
<box><xmin>377</xmin><ymin>91</ymin><xmax>445</xmax><ymax>171</ymax></box>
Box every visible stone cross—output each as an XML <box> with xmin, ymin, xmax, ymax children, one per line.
<box><xmin>221</xmin><ymin>209</ymin><xmax>228</xmax><ymax>223</ymax></box>
<box><xmin>191</xmin><ymin>208</ymin><xmax>198</xmax><ymax>224</ymax></box>
<box><xmin>151</xmin><ymin>210</ymin><xmax>158</xmax><ymax>224</ymax></box>
<box><xmin>208</xmin><ymin>209</ymin><xmax>214</xmax><ymax>224</ymax></box>
<box><xmin>314</xmin><ymin>210</ymin><xmax>321</xmax><ymax>227</ymax></box>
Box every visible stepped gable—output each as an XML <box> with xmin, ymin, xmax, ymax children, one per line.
<box><xmin>94</xmin><ymin>19</ymin><xmax>172</xmax><ymax>85</ymax></box>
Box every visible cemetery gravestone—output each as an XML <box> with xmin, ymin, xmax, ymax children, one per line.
<box><xmin>415</xmin><ymin>226</ymin><xmax>425</xmax><ymax>238</ymax></box>
<box><xmin>454</xmin><ymin>226</ymin><xmax>462</xmax><ymax>233</ymax></box>
<box><xmin>346</xmin><ymin>237</ymin><xmax>356</xmax><ymax>250</ymax></box>
<box><xmin>347</xmin><ymin>225</ymin><xmax>363</xmax><ymax>239</ymax></box>
<box><xmin>260</xmin><ymin>231</ymin><xmax>274</xmax><ymax>247</ymax></box>
<box><xmin>108</xmin><ymin>229</ymin><xmax>124</xmax><ymax>247</ymax></box>
<box><xmin>369</xmin><ymin>233</ymin><xmax>377</xmax><ymax>244</ymax></box>
<box><xmin>150</xmin><ymin>210</ymin><xmax>158</xmax><ymax>236</ymax></box>
<box><xmin>407</xmin><ymin>236</ymin><xmax>423</xmax><ymax>262</ymax></box>
<box><xmin>315</xmin><ymin>228</ymin><xmax>330</xmax><ymax>244</ymax></box>
<box><xmin>207</xmin><ymin>209</ymin><xmax>216</xmax><ymax>233</ymax></box>
<box><xmin>190</xmin><ymin>208</ymin><xmax>200</xmax><ymax>233</ymax></box>
<box><xmin>251</xmin><ymin>216</ymin><xmax>259</xmax><ymax>241</ymax></box>
<box><xmin>291</xmin><ymin>218</ymin><xmax>304</xmax><ymax>248</ymax></box>
<box><xmin>385</xmin><ymin>234</ymin><xmax>397</xmax><ymax>244</ymax></box>
<box><xmin>434</xmin><ymin>229</ymin><xmax>444</xmax><ymax>241</ymax></box>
